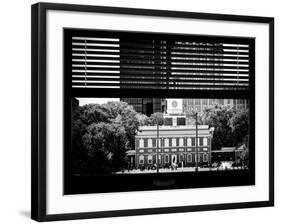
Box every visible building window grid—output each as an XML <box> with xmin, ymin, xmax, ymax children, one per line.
<box><xmin>165</xmin><ymin>154</ymin><xmax>169</xmax><ymax>163</ymax></box>
<box><xmin>203</xmin><ymin>153</ymin><xmax>208</xmax><ymax>162</ymax></box>
<box><xmin>139</xmin><ymin>139</ymin><xmax>144</xmax><ymax>148</ymax></box>
<box><xmin>172</xmin><ymin>138</ymin><xmax>176</xmax><ymax>147</ymax></box>
<box><xmin>144</xmin><ymin>139</ymin><xmax>148</xmax><ymax>148</ymax></box>
<box><xmin>148</xmin><ymin>138</ymin><xmax>152</xmax><ymax>147</ymax></box>
<box><xmin>179</xmin><ymin>138</ymin><xmax>184</xmax><ymax>146</ymax></box>
<box><xmin>203</xmin><ymin>137</ymin><xmax>208</xmax><ymax>146</ymax></box>
<box><xmin>147</xmin><ymin>155</ymin><xmax>153</xmax><ymax>164</ymax></box>
<box><xmin>187</xmin><ymin>153</ymin><xmax>192</xmax><ymax>162</ymax></box>
<box><xmin>164</xmin><ymin>138</ymin><xmax>169</xmax><ymax>147</ymax></box>
<box><xmin>139</xmin><ymin>155</ymin><xmax>144</xmax><ymax>164</ymax></box>
<box><xmin>137</xmin><ymin>136</ymin><xmax>210</xmax><ymax>165</ymax></box>
<box><xmin>187</xmin><ymin>138</ymin><xmax>192</xmax><ymax>146</ymax></box>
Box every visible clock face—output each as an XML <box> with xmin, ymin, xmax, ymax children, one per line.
<box><xmin>171</xmin><ymin>100</ymin><xmax>178</xmax><ymax>108</ymax></box>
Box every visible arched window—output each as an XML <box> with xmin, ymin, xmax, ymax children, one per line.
<box><xmin>147</xmin><ymin>155</ymin><xmax>153</xmax><ymax>164</ymax></box>
<box><xmin>203</xmin><ymin>153</ymin><xmax>208</xmax><ymax>162</ymax></box>
<box><xmin>179</xmin><ymin>154</ymin><xmax>184</xmax><ymax>162</ymax></box>
<box><xmin>187</xmin><ymin>153</ymin><xmax>192</xmax><ymax>162</ymax></box>
<box><xmin>139</xmin><ymin>155</ymin><xmax>144</xmax><ymax>164</ymax></box>
<box><xmin>165</xmin><ymin>155</ymin><xmax>169</xmax><ymax>163</ymax></box>
<box><xmin>158</xmin><ymin>155</ymin><xmax>162</xmax><ymax>164</ymax></box>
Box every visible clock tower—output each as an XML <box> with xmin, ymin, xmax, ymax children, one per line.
<box><xmin>166</xmin><ymin>99</ymin><xmax>183</xmax><ymax>115</ymax></box>
<box><xmin>165</xmin><ymin>99</ymin><xmax>186</xmax><ymax>126</ymax></box>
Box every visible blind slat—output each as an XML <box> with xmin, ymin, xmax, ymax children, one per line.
<box><xmin>72</xmin><ymin>61</ymin><xmax>249</xmax><ymax>70</ymax></box>
<box><xmin>72</xmin><ymin>56</ymin><xmax>249</xmax><ymax>65</ymax></box>
<box><xmin>72</xmin><ymin>73</ymin><xmax>249</xmax><ymax>80</ymax></box>
<box><xmin>69</xmin><ymin>32</ymin><xmax>252</xmax><ymax>91</ymax></box>
<box><xmin>72</xmin><ymin>39</ymin><xmax>249</xmax><ymax>50</ymax></box>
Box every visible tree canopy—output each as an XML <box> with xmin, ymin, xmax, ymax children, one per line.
<box><xmin>72</xmin><ymin>101</ymin><xmax>146</xmax><ymax>175</ymax></box>
<box><xmin>199</xmin><ymin>104</ymin><xmax>249</xmax><ymax>151</ymax></box>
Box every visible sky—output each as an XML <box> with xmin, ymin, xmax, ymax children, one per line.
<box><xmin>77</xmin><ymin>98</ymin><xmax>120</xmax><ymax>106</ymax></box>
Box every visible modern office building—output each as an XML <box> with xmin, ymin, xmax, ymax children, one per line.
<box><xmin>183</xmin><ymin>99</ymin><xmax>248</xmax><ymax>114</ymax></box>
<box><xmin>120</xmin><ymin>98</ymin><xmax>166</xmax><ymax>116</ymax></box>
<box><xmin>119</xmin><ymin>41</ymin><xmax>225</xmax><ymax>117</ymax></box>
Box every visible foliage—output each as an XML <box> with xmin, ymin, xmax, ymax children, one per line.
<box><xmin>82</xmin><ymin>122</ymin><xmax>129</xmax><ymax>174</ymax></box>
<box><xmin>200</xmin><ymin>104</ymin><xmax>248</xmax><ymax>151</ymax></box>
<box><xmin>72</xmin><ymin>100</ymin><xmax>143</xmax><ymax>175</ymax></box>
<box><xmin>149</xmin><ymin>112</ymin><xmax>165</xmax><ymax>125</ymax></box>
<box><xmin>229</xmin><ymin>110</ymin><xmax>249</xmax><ymax>146</ymax></box>
<box><xmin>240</xmin><ymin>146</ymin><xmax>249</xmax><ymax>167</ymax></box>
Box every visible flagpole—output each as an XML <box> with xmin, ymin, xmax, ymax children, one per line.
<box><xmin>156</xmin><ymin>120</ymin><xmax>159</xmax><ymax>173</ymax></box>
<box><xmin>195</xmin><ymin>112</ymin><xmax>199</xmax><ymax>172</ymax></box>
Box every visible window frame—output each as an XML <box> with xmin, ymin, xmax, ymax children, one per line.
<box><xmin>31</xmin><ymin>2</ymin><xmax>274</xmax><ymax>221</ymax></box>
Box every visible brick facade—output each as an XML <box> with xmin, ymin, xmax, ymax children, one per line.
<box><xmin>134</xmin><ymin>125</ymin><xmax>211</xmax><ymax>169</ymax></box>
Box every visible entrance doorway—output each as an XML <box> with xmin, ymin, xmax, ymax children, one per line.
<box><xmin>171</xmin><ymin>154</ymin><xmax>177</xmax><ymax>164</ymax></box>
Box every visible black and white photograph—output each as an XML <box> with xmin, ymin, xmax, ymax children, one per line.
<box><xmin>63</xmin><ymin>28</ymin><xmax>255</xmax><ymax>194</ymax></box>
<box><xmin>71</xmin><ymin>97</ymin><xmax>250</xmax><ymax>175</ymax></box>
<box><xmin>30</xmin><ymin>2</ymin><xmax>274</xmax><ymax>222</ymax></box>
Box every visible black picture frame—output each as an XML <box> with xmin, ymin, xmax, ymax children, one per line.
<box><xmin>31</xmin><ymin>2</ymin><xmax>274</xmax><ymax>222</ymax></box>
<box><xmin>64</xmin><ymin>28</ymin><xmax>256</xmax><ymax>195</ymax></box>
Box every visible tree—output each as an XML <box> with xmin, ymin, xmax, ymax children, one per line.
<box><xmin>71</xmin><ymin>100</ymin><xmax>144</xmax><ymax>175</ymax></box>
<box><xmin>229</xmin><ymin>110</ymin><xmax>249</xmax><ymax>146</ymax></box>
<box><xmin>110</xmin><ymin>101</ymin><xmax>140</xmax><ymax>151</ymax></box>
<box><xmin>136</xmin><ymin>113</ymin><xmax>150</xmax><ymax>126</ymax></box>
<box><xmin>200</xmin><ymin>104</ymin><xmax>235</xmax><ymax>150</ymax></box>
<box><xmin>199</xmin><ymin>104</ymin><xmax>249</xmax><ymax>153</ymax></box>
<box><xmin>80</xmin><ymin>103</ymin><xmax>112</xmax><ymax>125</ymax></box>
<box><xmin>82</xmin><ymin>122</ymin><xmax>129</xmax><ymax>174</ymax></box>
<box><xmin>240</xmin><ymin>146</ymin><xmax>249</xmax><ymax>167</ymax></box>
<box><xmin>149</xmin><ymin>112</ymin><xmax>164</xmax><ymax>125</ymax></box>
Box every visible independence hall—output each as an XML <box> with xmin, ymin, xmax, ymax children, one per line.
<box><xmin>134</xmin><ymin>125</ymin><xmax>211</xmax><ymax>168</ymax></box>
<box><xmin>128</xmin><ymin>99</ymin><xmax>213</xmax><ymax>169</ymax></box>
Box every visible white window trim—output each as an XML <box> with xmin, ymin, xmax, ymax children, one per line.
<box><xmin>172</xmin><ymin>138</ymin><xmax>176</xmax><ymax>147</ymax></box>
<box><xmin>158</xmin><ymin>138</ymin><xmax>161</xmax><ymax>147</ymax></box>
<box><xmin>187</xmin><ymin>138</ymin><xmax>192</xmax><ymax>146</ymax></box>
<box><xmin>180</xmin><ymin>154</ymin><xmax>184</xmax><ymax>162</ymax></box>
<box><xmin>165</xmin><ymin>155</ymin><xmax>169</xmax><ymax>163</ymax></box>
<box><xmin>147</xmin><ymin>155</ymin><xmax>153</xmax><ymax>164</ymax></box>
<box><xmin>139</xmin><ymin>139</ymin><xmax>144</xmax><ymax>148</ymax></box>
<box><xmin>203</xmin><ymin>137</ymin><xmax>208</xmax><ymax>146</ymax></box>
<box><xmin>158</xmin><ymin>155</ymin><xmax>161</xmax><ymax>163</ymax></box>
<box><xmin>165</xmin><ymin>138</ymin><xmax>169</xmax><ymax>147</ymax></box>
<box><xmin>180</xmin><ymin>138</ymin><xmax>184</xmax><ymax>146</ymax></box>
<box><xmin>203</xmin><ymin>153</ymin><xmax>208</xmax><ymax>162</ymax></box>
<box><xmin>187</xmin><ymin>153</ymin><xmax>192</xmax><ymax>162</ymax></box>
<box><xmin>148</xmin><ymin>138</ymin><xmax>152</xmax><ymax>147</ymax></box>
<box><xmin>139</xmin><ymin>155</ymin><xmax>144</xmax><ymax>164</ymax></box>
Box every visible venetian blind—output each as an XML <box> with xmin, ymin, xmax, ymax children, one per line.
<box><xmin>71</xmin><ymin>31</ymin><xmax>252</xmax><ymax>92</ymax></box>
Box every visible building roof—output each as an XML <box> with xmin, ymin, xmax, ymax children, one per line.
<box><xmin>136</xmin><ymin>125</ymin><xmax>210</xmax><ymax>138</ymax></box>
<box><xmin>126</xmin><ymin>150</ymin><xmax>136</xmax><ymax>155</ymax></box>
<box><xmin>212</xmin><ymin>147</ymin><xmax>245</xmax><ymax>153</ymax></box>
